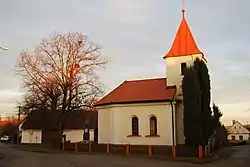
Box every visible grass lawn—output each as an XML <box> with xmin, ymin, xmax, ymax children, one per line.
<box><xmin>13</xmin><ymin>144</ymin><xmax>100</xmax><ymax>155</ymax></box>
<box><xmin>0</xmin><ymin>153</ymin><xmax>4</xmax><ymax>159</ymax></box>
<box><xmin>13</xmin><ymin>144</ymin><xmax>62</xmax><ymax>153</ymax></box>
<box><xmin>148</xmin><ymin>147</ymin><xmax>235</xmax><ymax>164</ymax></box>
<box><xmin>211</xmin><ymin>147</ymin><xmax>236</xmax><ymax>159</ymax></box>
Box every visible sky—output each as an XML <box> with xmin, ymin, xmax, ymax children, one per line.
<box><xmin>0</xmin><ymin>0</ymin><xmax>249</xmax><ymax>125</ymax></box>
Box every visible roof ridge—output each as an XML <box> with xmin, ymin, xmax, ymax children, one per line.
<box><xmin>125</xmin><ymin>77</ymin><xmax>166</xmax><ymax>82</ymax></box>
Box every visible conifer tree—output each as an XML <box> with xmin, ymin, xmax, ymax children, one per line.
<box><xmin>182</xmin><ymin>67</ymin><xmax>204</xmax><ymax>146</ymax></box>
<box><xmin>212</xmin><ymin>103</ymin><xmax>223</xmax><ymax>128</ymax></box>
<box><xmin>194</xmin><ymin>58</ymin><xmax>213</xmax><ymax>145</ymax></box>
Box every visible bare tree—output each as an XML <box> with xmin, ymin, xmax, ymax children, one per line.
<box><xmin>16</xmin><ymin>32</ymin><xmax>107</xmax><ymax>141</ymax></box>
<box><xmin>19</xmin><ymin>85</ymin><xmax>61</xmax><ymax>113</ymax></box>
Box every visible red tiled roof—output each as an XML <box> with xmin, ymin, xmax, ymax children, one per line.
<box><xmin>95</xmin><ymin>78</ymin><xmax>176</xmax><ymax>106</ymax></box>
<box><xmin>21</xmin><ymin>109</ymin><xmax>97</xmax><ymax>130</ymax></box>
<box><xmin>164</xmin><ymin>11</ymin><xmax>203</xmax><ymax>59</ymax></box>
<box><xmin>0</xmin><ymin>120</ymin><xmax>18</xmax><ymax>128</ymax></box>
<box><xmin>0</xmin><ymin>120</ymin><xmax>8</xmax><ymax>127</ymax></box>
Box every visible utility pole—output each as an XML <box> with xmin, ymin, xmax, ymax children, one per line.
<box><xmin>17</xmin><ymin>106</ymin><xmax>21</xmax><ymax>144</ymax></box>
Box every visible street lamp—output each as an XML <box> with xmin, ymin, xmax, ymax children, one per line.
<box><xmin>0</xmin><ymin>46</ymin><xmax>8</xmax><ymax>51</ymax></box>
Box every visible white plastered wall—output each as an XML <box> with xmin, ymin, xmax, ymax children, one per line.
<box><xmin>21</xmin><ymin>130</ymin><xmax>42</xmax><ymax>144</ymax></box>
<box><xmin>165</xmin><ymin>54</ymin><xmax>204</xmax><ymax>95</ymax></box>
<box><xmin>98</xmin><ymin>102</ymin><xmax>183</xmax><ymax>146</ymax></box>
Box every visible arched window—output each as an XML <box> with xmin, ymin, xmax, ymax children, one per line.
<box><xmin>150</xmin><ymin>116</ymin><xmax>157</xmax><ymax>136</ymax></box>
<box><xmin>131</xmin><ymin>116</ymin><xmax>139</xmax><ymax>135</ymax></box>
<box><xmin>181</xmin><ymin>62</ymin><xmax>187</xmax><ymax>75</ymax></box>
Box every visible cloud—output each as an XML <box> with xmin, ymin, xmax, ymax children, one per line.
<box><xmin>0</xmin><ymin>90</ymin><xmax>22</xmax><ymax>115</ymax></box>
<box><xmin>219</xmin><ymin>102</ymin><xmax>250</xmax><ymax>125</ymax></box>
<box><xmin>0</xmin><ymin>0</ymin><xmax>250</xmax><ymax>124</ymax></box>
<box><xmin>106</xmin><ymin>0</ymin><xmax>153</xmax><ymax>20</ymax></box>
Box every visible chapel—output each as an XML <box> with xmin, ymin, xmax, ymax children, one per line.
<box><xmin>95</xmin><ymin>9</ymin><xmax>206</xmax><ymax>147</ymax></box>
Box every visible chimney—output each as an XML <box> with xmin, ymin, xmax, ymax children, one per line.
<box><xmin>232</xmin><ymin>120</ymin><xmax>236</xmax><ymax>125</ymax></box>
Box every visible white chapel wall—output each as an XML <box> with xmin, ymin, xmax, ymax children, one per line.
<box><xmin>98</xmin><ymin>107</ymin><xmax>112</xmax><ymax>144</ymax></box>
<box><xmin>98</xmin><ymin>102</ymin><xmax>177</xmax><ymax>146</ymax></box>
<box><xmin>165</xmin><ymin>54</ymin><xmax>203</xmax><ymax>94</ymax></box>
<box><xmin>175</xmin><ymin>102</ymin><xmax>185</xmax><ymax>144</ymax></box>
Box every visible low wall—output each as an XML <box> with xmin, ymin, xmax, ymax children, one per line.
<box><xmin>176</xmin><ymin>145</ymin><xmax>206</xmax><ymax>157</ymax></box>
<box><xmin>61</xmin><ymin>142</ymin><xmax>208</xmax><ymax>157</ymax></box>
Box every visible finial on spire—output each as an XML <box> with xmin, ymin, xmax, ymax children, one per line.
<box><xmin>182</xmin><ymin>0</ymin><xmax>185</xmax><ymax>17</ymax></box>
<box><xmin>182</xmin><ymin>9</ymin><xmax>185</xmax><ymax>17</ymax></box>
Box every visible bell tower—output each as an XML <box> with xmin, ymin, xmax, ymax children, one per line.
<box><xmin>164</xmin><ymin>9</ymin><xmax>206</xmax><ymax>97</ymax></box>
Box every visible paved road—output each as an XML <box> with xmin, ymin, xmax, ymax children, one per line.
<box><xmin>0</xmin><ymin>144</ymin><xmax>249</xmax><ymax>167</ymax></box>
<box><xmin>226</xmin><ymin>146</ymin><xmax>250</xmax><ymax>166</ymax></box>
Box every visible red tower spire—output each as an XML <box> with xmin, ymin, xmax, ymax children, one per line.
<box><xmin>163</xmin><ymin>7</ymin><xmax>203</xmax><ymax>59</ymax></box>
